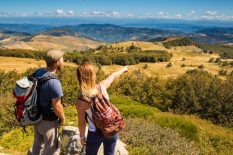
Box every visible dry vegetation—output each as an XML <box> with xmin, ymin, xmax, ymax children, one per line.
<box><xmin>0</xmin><ymin>56</ymin><xmax>76</xmax><ymax>73</ymax></box>
<box><xmin>0</xmin><ymin>41</ymin><xmax>232</xmax><ymax>78</ymax></box>
<box><xmin>1</xmin><ymin>34</ymin><xmax>103</xmax><ymax>52</ymax></box>
<box><xmin>102</xmin><ymin>44</ymin><xmax>232</xmax><ymax>78</ymax></box>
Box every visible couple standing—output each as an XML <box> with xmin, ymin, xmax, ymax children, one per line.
<box><xmin>31</xmin><ymin>50</ymin><xmax>128</xmax><ymax>155</ymax></box>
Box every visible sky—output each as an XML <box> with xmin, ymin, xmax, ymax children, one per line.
<box><xmin>0</xmin><ymin>0</ymin><xmax>233</xmax><ymax>21</ymax></box>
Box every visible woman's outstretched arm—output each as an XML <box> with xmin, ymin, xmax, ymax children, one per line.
<box><xmin>99</xmin><ymin>66</ymin><xmax>128</xmax><ymax>89</ymax></box>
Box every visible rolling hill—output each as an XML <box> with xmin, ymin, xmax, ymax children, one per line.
<box><xmin>0</xmin><ymin>33</ymin><xmax>104</xmax><ymax>51</ymax></box>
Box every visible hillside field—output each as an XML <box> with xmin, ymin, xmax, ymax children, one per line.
<box><xmin>1</xmin><ymin>41</ymin><xmax>232</xmax><ymax>78</ymax></box>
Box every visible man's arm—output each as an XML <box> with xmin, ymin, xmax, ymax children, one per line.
<box><xmin>99</xmin><ymin>66</ymin><xmax>128</xmax><ymax>89</ymax></box>
<box><xmin>50</xmin><ymin>79</ymin><xmax>65</xmax><ymax>125</ymax></box>
<box><xmin>52</xmin><ymin>97</ymin><xmax>65</xmax><ymax>125</ymax></box>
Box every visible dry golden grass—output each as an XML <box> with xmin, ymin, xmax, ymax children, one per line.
<box><xmin>1</xmin><ymin>44</ymin><xmax>232</xmax><ymax>78</ymax></box>
<box><xmin>102</xmin><ymin>45</ymin><xmax>231</xmax><ymax>78</ymax></box>
<box><xmin>3</xmin><ymin>35</ymin><xmax>103</xmax><ymax>52</ymax></box>
<box><xmin>109</xmin><ymin>41</ymin><xmax>167</xmax><ymax>51</ymax></box>
<box><xmin>0</xmin><ymin>56</ymin><xmax>77</xmax><ymax>73</ymax></box>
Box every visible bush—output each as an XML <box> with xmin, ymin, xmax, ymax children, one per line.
<box><xmin>163</xmin><ymin>37</ymin><xmax>195</xmax><ymax>49</ymax></box>
<box><xmin>109</xmin><ymin>70</ymin><xmax>166</xmax><ymax>107</ymax></box>
<box><xmin>230</xmin><ymin>70</ymin><xmax>233</xmax><ymax>76</ymax></box>
<box><xmin>166</xmin><ymin>62</ymin><xmax>172</xmax><ymax>68</ymax></box>
<box><xmin>0</xmin><ymin>127</ymin><xmax>33</xmax><ymax>152</ymax></box>
<box><xmin>229</xmin><ymin>61</ymin><xmax>233</xmax><ymax>67</ymax></box>
<box><xmin>214</xmin><ymin>58</ymin><xmax>221</xmax><ymax>63</ymax></box>
<box><xmin>219</xmin><ymin>69</ymin><xmax>227</xmax><ymax>76</ymax></box>
<box><xmin>198</xmin><ymin>44</ymin><xmax>233</xmax><ymax>59</ymax></box>
<box><xmin>165</xmin><ymin>69</ymin><xmax>233</xmax><ymax>127</ymax></box>
<box><xmin>181</xmin><ymin>64</ymin><xmax>186</xmax><ymax>67</ymax></box>
<box><xmin>198</xmin><ymin>64</ymin><xmax>204</xmax><ymax>69</ymax></box>
<box><xmin>120</xmin><ymin>118</ymin><xmax>200</xmax><ymax>155</ymax></box>
<box><xmin>143</xmin><ymin>64</ymin><xmax>148</xmax><ymax>69</ymax></box>
<box><xmin>208</xmin><ymin>58</ymin><xmax>215</xmax><ymax>63</ymax></box>
<box><xmin>0</xmin><ymin>93</ymin><xmax>18</xmax><ymax>136</ymax></box>
<box><xmin>221</xmin><ymin>61</ymin><xmax>229</xmax><ymax>67</ymax></box>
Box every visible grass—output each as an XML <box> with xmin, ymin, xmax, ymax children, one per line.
<box><xmin>111</xmin><ymin>95</ymin><xmax>233</xmax><ymax>154</ymax></box>
<box><xmin>109</xmin><ymin>41</ymin><xmax>167</xmax><ymax>51</ymax></box>
<box><xmin>0</xmin><ymin>127</ymin><xmax>34</xmax><ymax>154</ymax></box>
<box><xmin>102</xmin><ymin>45</ymin><xmax>232</xmax><ymax>79</ymax></box>
<box><xmin>110</xmin><ymin>95</ymin><xmax>199</xmax><ymax>141</ymax></box>
<box><xmin>2</xmin><ymin>34</ymin><xmax>103</xmax><ymax>51</ymax></box>
<box><xmin>0</xmin><ymin>56</ymin><xmax>76</xmax><ymax>73</ymax></box>
<box><xmin>1</xmin><ymin>43</ymin><xmax>232</xmax><ymax>79</ymax></box>
<box><xmin>0</xmin><ymin>95</ymin><xmax>233</xmax><ymax>154</ymax></box>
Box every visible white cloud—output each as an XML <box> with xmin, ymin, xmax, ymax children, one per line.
<box><xmin>187</xmin><ymin>10</ymin><xmax>196</xmax><ymax>16</ymax></box>
<box><xmin>158</xmin><ymin>11</ymin><xmax>165</xmax><ymax>15</ymax></box>
<box><xmin>67</xmin><ymin>10</ymin><xmax>74</xmax><ymax>15</ymax></box>
<box><xmin>0</xmin><ymin>11</ymin><xmax>16</xmax><ymax>16</ymax></box>
<box><xmin>205</xmin><ymin>10</ymin><xmax>218</xmax><ymax>16</ymax></box>
<box><xmin>56</xmin><ymin>9</ymin><xmax>65</xmax><ymax>15</ymax></box>
<box><xmin>200</xmin><ymin>14</ymin><xmax>233</xmax><ymax>21</ymax></box>
<box><xmin>77</xmin><ymin>10</ymin><xmax>131</xmax><ymax>18</ymax></box>
<box><xmin>175</xmin><ymin>14</ymin><xmax>182</xmax><ymax>18</ymax></box>
<box><xmin>55</xmin><ymin>9</ymin><xmax>75</xmax><ymax>16</ymax></box>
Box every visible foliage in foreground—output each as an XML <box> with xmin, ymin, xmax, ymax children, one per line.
<box><xmin>109</xmin><ymin>69</ymin><xmax>233</xmax><ymax>127</ymax></box>
<box><xmin>1</xmin><ymin>95</ymin><xmax>233</xmax><ymax>154</ymax></box>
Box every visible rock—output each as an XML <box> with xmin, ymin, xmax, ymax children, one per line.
<box><xmin>61</xmin><ymin>126</ymin><xmax>128</xmax><ymax>155</ymax></box>
<box><xmin>62</xmin><ymin>126</ymin><xmax>79</xmax><ymax>137</ymax></box>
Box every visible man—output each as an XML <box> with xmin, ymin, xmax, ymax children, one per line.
<box><xmin>32</xmin><ymin>50</ymin><xmax>66</xmax><ymax>155</ymax></box>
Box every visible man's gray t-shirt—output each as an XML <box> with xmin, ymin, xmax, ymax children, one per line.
<box><xmin>34</xmin><ymin>68</ymin><xmax>63</xmax><ymax>120</ymax></box>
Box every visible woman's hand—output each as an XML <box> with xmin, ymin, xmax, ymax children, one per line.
<box><xmin>122</xmin><ymin>66</ymin><xmax>128</xmax><ymax>73</ymax></box>
<box><xmin>80</xmin><ymin>137</ymin><xmax>86</xmax><ymax>146</ymax></box>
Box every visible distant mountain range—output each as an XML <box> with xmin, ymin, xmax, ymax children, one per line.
<box><xmin>0</xmin><ymin>23</ymin><xmax>233</xmax><ymax>45</ymax></box>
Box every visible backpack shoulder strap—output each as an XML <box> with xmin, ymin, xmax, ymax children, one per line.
<box><xmin>78</xmin><ymin>95</ymin><xmax>92</xmax><ymax>104</ymax></box>
<box><xmin>38</xmin><ymin>74</ymin><xmax>59</xmax><ymax>86</ymax></box>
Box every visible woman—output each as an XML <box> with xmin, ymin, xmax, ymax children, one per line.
<box><xmin>76</xmin><ymin>61</ymin><xmax>128</xmax><ymax>155</ymax></box>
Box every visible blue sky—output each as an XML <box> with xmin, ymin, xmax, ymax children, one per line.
<box><xmin>0</xmin><ymin>0</ymin><xmax>233</xmax><ymax>20</ymax></box>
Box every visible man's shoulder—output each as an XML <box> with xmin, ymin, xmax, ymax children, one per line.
<box><xmin>47</xmin><ymin>78</ymin><xmax>61</xmax><ymax>86</ymax></box>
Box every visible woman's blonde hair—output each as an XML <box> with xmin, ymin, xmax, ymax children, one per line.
<box><xmin>77</xmin><ymin>61</ymin><xmax>98</xmax><ymax>97</ymax></box>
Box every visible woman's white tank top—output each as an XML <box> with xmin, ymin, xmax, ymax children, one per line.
<box><xmin>85</xmin><ymin>84</ymin><xmax>110</xmax><ymax>132</ymax></box>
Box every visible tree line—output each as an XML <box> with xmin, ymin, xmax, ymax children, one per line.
<box><xmin>0</xmin><ymin>48</ymin><xmax>171</xmax><ymax>66</ymax></box>
<box><xmin>198</xmin><ymin>44</ymin><xmax>233</xmax><ymax>59</ymax></box>
<box><xmin>163</xmin><ymin>37</ymin><xmax>195</xmax><ymax>49</ymax></box>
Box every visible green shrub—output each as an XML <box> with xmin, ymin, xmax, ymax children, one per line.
<box><xmin>221</xmin><ymin>61</ymin><xmax>229</xmax><ymax>67</ymax></box>
<box><xmin>208</xmin><ymin>58</ymin><xmax>215</xmax><ymax>63</ymax></box>
<box><xmin>0</xmin><ymin>127</ymin><xmax>33</xmax><ymax>152</ymax></box>
<box><xmin>110</xmin><ymin>95</ymin><xmax>159</xmax><ymax>118</ymax></box>
<box><xmin>214</xmin><ymin>58</ymin><xmax>221</xmax><ymax>63</ymax></box>
<box><xmin>163</xmin><ymin>37</ymin><xmax>195</xmax><ymax>49</ymax></box>
<box><xmin>166</xmin><ymin>62</ymin><xmax>172</xmax><ymax>68</ymax></box>
<box><xmin>198</xmin><ymin>44</ymin><xmax>233</xmax><ymax>59</ymax></box>
<box><xmin>198</xmin><ymin>64</ymin><xmax>204</xmax><ymax>69</ymax></box>
<box><xmin>151</xmin><ymin>114</ymin><xmax>199</xmax><ymax>141</ymax></box>
<box><xmin>219</xmin><ymin>69</ymin><xmax>228</xmax><ymax>76</ymax></box>
<box><xmin>181</xmin><ymin>63</ymin><xmax>186</xmax><ymax>67</ymax></box>
<box><xmin>120</xmin><ymin>118</ymin><xmax>200</xmax><ymax>155</ymax></box>
<box><xmin>143</xmin><ymin>64</ymin><xmax>148</xmax><ymax>69</ymax></box>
